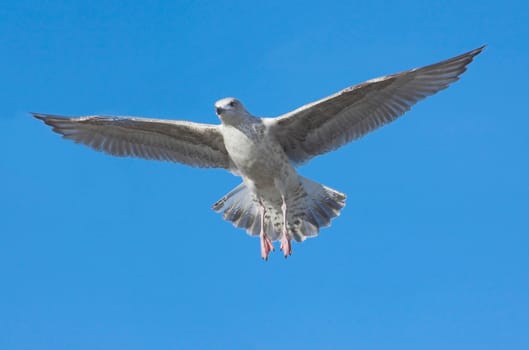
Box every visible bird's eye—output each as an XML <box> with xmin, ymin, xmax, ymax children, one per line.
<box><xmin>229</xmin><ymin>101</ymin><xmax>236</xmax><ymax>107</ymax></box>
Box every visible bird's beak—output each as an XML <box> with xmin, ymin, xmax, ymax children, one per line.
<box><xmin>216</xmin><ymin>107</ymin><xmax>224</xmax><ymax>115</ymax></box>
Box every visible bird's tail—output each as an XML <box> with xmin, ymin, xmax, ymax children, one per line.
<box><xmin>212</xmin><ymin>182</ymin><xmax>263</xmax><ymax>237</ymax></box>
<box><xmin>212</xmin><ymin>177</ymin><xmax>346</xmax><ymax>242</ymax></box>
<box><xmin>287</xmin><ymin>177</ymin><xmax>346</xmax><ymax>241</ymax></box>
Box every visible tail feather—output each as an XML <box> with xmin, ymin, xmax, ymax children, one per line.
<box><xmin>288</xmin><ymin>177</ymin><xmax>346</xmax><ymax>241</ymax></box>
<box><xmin>212</xmin><ymin>183</ymin><xmax>260</xmax><ymax>236</ymax></box>
<box><xmin>212</xmin><ymin>177</ymin><xmax>346</xmax><ymax>242</ymax></box>
<box><xmin>213</xmin><ymin>184</ymin><xmax>285</xmax><ymax>240</ymax></box>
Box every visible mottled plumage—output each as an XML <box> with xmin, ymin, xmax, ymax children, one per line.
<box><xmin>33</xmin><ymin>46</ymin><xmax>484</xmax><ymax>259</ymax></box>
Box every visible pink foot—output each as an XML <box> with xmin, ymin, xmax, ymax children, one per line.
<box><xmin>280</xmin><ymin>234</ymin><xmax>292</xmax><ymax>257</ymax></box>
<box><xmin>260</xmin><ymin>234</ymin><xmax>274</xmax><ymax>260</ymax></box>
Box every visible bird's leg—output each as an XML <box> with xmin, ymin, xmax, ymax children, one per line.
<box><xmin>259</xmin><ymin>199</ymin><xmax>274</xmax><ymax>260</ymax></box>
<box><xmin>279</xmin><ymin>194</ymin><xmax>292</xmax><ymax>257</ymax></box>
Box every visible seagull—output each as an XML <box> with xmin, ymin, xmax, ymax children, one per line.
<box><xmin>33</xmin><ymin>46</ymin><xmax>484</xmax><ymax>260</ymax></box>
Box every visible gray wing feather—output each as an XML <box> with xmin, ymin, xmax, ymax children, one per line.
<box><xmin>33</xmin><ymin>114</ymin><xmax>231</xmax><ymax>169</ymax></box>
<box><xmin>266</xmin><ymin>46</ymin><xmax>484</xmax><ymax>164</ymax></box>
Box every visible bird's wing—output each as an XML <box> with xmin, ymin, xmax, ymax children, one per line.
<box><xmin>265</xmin><ymin>46</ymin><xmax>484</xmax><ymax>164</ymax></box>
<box><xmin>33</xmin><ymin>113</ymin><xmax>232</xmax><ymax>169</ymax></box>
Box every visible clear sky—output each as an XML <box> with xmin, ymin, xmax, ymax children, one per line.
<box><xmin>1</xmin><ymin>1</ymin><xmax>528</xmax><ymax>349</ymax></box>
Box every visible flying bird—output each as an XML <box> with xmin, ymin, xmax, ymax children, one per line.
<box><xmin>33</xmin><ymin>46</ymin><xmax>484</xmax><ymax>260</ymax></box>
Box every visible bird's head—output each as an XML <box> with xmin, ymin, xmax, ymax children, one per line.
<box><xmin>215</xmin><ymin>97</ymin><xmax>252</xmax><ymax>125</ymax></box>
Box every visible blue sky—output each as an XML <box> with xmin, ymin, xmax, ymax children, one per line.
<box><xmin>1</xmin><ymin>0</ymin><xmax>528</xmax><ymax>349</ymax></box>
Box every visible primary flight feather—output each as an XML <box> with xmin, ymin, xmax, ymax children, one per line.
<box><xmin>34</xmin><ymin>46</ymin><xmax>484</xmax><ymax>259</ymax></box>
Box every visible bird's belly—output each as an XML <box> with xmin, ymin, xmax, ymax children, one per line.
<box><xmin>232</xmin><ymin>143</ymin><xmax>290</xmax><ymax>184</ymax></box>
<box><xmin>223</xmin><ymin>127</ymin><xmax>295</xmax><ymax>188</ymax></box>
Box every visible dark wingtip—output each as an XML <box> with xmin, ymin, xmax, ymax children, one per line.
<box><xmin>473</xmin><ymin>44</ymin><xmax>486</xmax><ymax>55</ymax></box>
<box><xmin>462</xmin><ymin>45</ymin><xmax>486</xmax><ymax>61</ymax></box>
<box><xmin>454</xmin><ymin>46</ymin><xmax>485</xmax><ymax>62</ymax></box>
<box><xmin>30</xmin><ymin>113</ymin><xmax>58</xmax><ymax>127</ymax></box>
<box><xmin>30</xmin><ymin>113</ymin><xmax>72</xmax><ymax>127</ymax></box>
<box><xmin>30</xmin><ymin>112</ymin><xmax>45</xmax><ymax>120</ymax></box>
<box><xmin>30</xmin><ymin>112</ymin><xmax>60</xmax><ymax>123</ymax></box>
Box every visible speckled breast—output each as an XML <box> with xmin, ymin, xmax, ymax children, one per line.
<box><xmin>222</xmin><ymin>123</ymin><xmax>294</xmax><ymax>187</ymax></box>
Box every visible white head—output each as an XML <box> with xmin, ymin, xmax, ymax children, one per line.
<box><xmin>215</xmin><ymin>97</ymin><xmax>253</xmax><ymax>125</ymax></box>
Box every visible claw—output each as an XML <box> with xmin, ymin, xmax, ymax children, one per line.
<box><xmin>260</xmin><ymin>234</ymin><xmax>274</xmax><ymax>260</ymax></box>
<box><xmin>280</xmin><ymin>234</ymin><xmax>292</xmax><ymax>257</ymax></box>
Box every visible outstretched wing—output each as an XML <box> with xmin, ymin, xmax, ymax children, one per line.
<box><xmin>265</xmin><ymin>46</ymin><xmax>484</xmax><ymax>164</ymax></box>
<box><xmin>33</xmin><ymin>113</ymin><xmax>232</xmax><ymax>169</ymax></box>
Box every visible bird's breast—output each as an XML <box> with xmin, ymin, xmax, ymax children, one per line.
<box><xmin>222</xmin><ymin>125</ymin><xmax>294</xmax><ymax>186</ymax></box>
